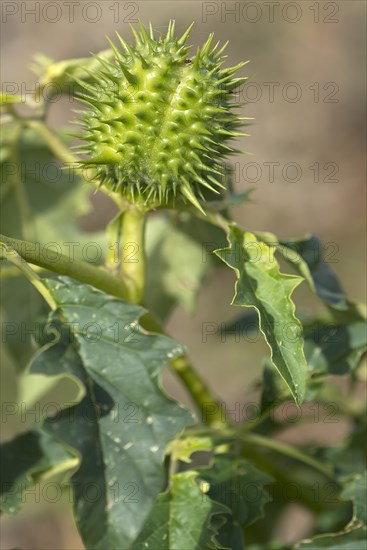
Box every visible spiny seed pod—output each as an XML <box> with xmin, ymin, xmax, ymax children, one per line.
<box><xmin>74</xmin><ymin>21</ymin><xmax>249</xmax><ymax>213</ymax></box>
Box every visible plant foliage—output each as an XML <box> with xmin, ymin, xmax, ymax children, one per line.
<box><xmin>0</xmin><ymin>20</ymin><xmax>366</xmax><ymax>550</ymax></box>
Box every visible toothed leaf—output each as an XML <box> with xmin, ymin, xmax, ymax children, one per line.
<box><xmin>29</xmin><ymin>277</ymin><xmax>193</xmax><ymax>549</ymax></box>
<box><xmin>215</xmin><ymin>225</ymin><xmax>308</xmax><ymax>405</ymax></box>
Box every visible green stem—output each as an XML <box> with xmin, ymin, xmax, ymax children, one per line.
<box><xmin>205</xmin><ymin>210</ymin><xmax>231</xmax><ymax>232</ymax></box>
<box><xmin>180</xmin><ymin>425</ymin><xmax>337</xmax><ymax>480</ymax></box>
<box><xmin>139</xmin><ymin>312</ymin><xmax>230</xmax><ymax>428</ymax></box>
<box><xmin>120</xmin><ymin>206</ymin><xmax>146</xmax><ymax>304</ymax></box>
<box><xmin>0</xmin><ymin>233</ymin><xmax>130</xmax><ymax>300</ymax></box>
<box><xmin>0</xmin><ymin>243</ymin><xmax>57</xmax><ymax>310</ymax></box>
<box><xmin>9</xmin><ymin>126</ymin><xmax>33</xmax><ymax>240</ymax></box>
<box><xmin>4</xmin><ymin>120</ymin><xmax>231</xmax><ymax>427</ymax></box>
<box><xmin>170</xmin><ymin>356</ymin><xmax>229</xmax><ymax>428</ymax></box>
<box><xmin>26</xmin><ymin>119</ymin><xmax>77</xmax><ymax>165</ymax></box>
<box><xmin>118</xmin><ymin>206</ymin><xmax>226</xmax><ymax>424</ymax></box>
<box><xmin>0</xmin><ymin>264</ymin><xmax>45</xmax><ymax>279</ymax></box>
<box><xmin>242</xmin><ymin>432</ymin><xmax>335</xmax><ymax>479</ymax></box>
<box><xmin>0</xmin><ymin>231</ymin><xmax>228</xmax><ymax>428</ymax></box>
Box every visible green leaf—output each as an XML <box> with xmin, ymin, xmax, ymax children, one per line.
<box><xmin>321</xmin><ymin>422</ymin><xmax>367</xmax><ymax>478</ymax></box>
<box><xmin>30</xmin><ymin>276</ymin><xmax>193</xmax><ymax>549</ymax></box>
<box><xmin>221</xmin><ymin>308</ymin><xmax>314</xmax><ymax>338</ymax></box>
<box><xmin>2</xmin><ymin>368</ymin><xmax>85</xmax><ymax>438</ymax></box>
<box><xmin>342</xmin><ymin>473</ymin><xmax>367</xmax><ymax>524</ymax></box>
<box><xmin>144</xmin><ymin>212</ymin><xmax>225</xmax><ymax>322</ymax></box>
<box><xmin>278</xmin><ymin>235</ymin><xmax>348</xmax><ymax>310</ymax></box>
<box><xmin>199</xmin><ymin>455</ymin><xmax>273</xmax><ymax>550</ymax></box>
<box><xmin>253</xmin><ymin>232</ymin><xmax>348</xmax><ymax>311</ymax></box>
<box><xmin>133</xmin><ymin>470</ymin><xmax>228</xmax><ymax>550</ymax></box>
<box><xmin>297</xmin><ymin>472</ymin><xmax>367</xmax><ymax>549</ymax></box>
<box><xmin>223</xmin><ymin>306</ymin><xmax>366</xmax><ymax>381</ymax></box>
<box><xmin>0</xmin><ymin>429</ymin><xmax>77</xmax><ymax>514</ymax></box>
<box><xmin>260</xmin><ymin>359</ymin><xmax>289</xmax><ymax>413</ymax></box>
<box><xmin>0</xmin><ymin>127</ymin><xmax>105</xmax><ymax>364</ymax></box>
<box><xmin>304</xmin><ymin>313</ymin><xmax>367</xmax><ymax>375</ymax></box>
<box><xmin>215</xmin><ymin>226</ymin><xmax>308</xmax><ymax>405</ymax></box>
<box><xmin>166</xmin><ymin>436</ymin><xmax>213</xmax><ymax>464</ymax></box>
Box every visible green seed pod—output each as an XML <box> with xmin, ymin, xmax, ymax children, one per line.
<box><xmin>75</xmin><ymin>21</ymin><xmax>249</xmax><ymax>213</ymax></box>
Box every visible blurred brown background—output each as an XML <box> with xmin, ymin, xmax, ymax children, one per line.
<box><xmin>1</xmin><ymin>1</ymin><xmax>366</xmax><ymax>548</ymax></box>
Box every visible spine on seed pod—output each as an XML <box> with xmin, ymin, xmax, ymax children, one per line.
<box><xmin>74</xmin><ymin>20</ymin><xmax>249</xmax><ymax>214</ymax></box>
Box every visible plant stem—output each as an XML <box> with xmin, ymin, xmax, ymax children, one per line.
<box><xmin>26</xmin><ymin>119</ymin><xmax>77</xmax><ymax>165</ymax></box>
<box><xmin>170</xmin><ymin>356</ymin><xmax>229</xmax><ymax>428</ymax></box>
<box><xmin>120</xmin><ymin>206</ymin><xmax>146</xmax><ymax>304</ymax></box>
<box><xmin>0</xmin><ymin>232</ymin><xmax>228</xmax><ymax>427</ymax></box>
<box><xmin>242</xmin><ymin>432</ymin><xmax>335</xmax><ymax>479</ymax></box>
<box><xmin>180</xmin><ymin>425</ymin><xmax>338</xmax><ymax>481</ymax></box>
<box><xmin>0</xmin><ymin>233</ymin><xmax>130</xmax><ymax>300</ymax></box>
<box><xmin>118</xmin><ymin>206</ymin><xmax>227</xmax><ymax>423</ymax></box>
<box><xmin>0</xmin><ymin>264</ymin><xmax>45</xmax><ymax>279</ymax></box>
<box><xmin>8</xmin><ymin>125</ymin><xmax>33</xmax><ymax>240</ymax></box>
<box><xmin>4</xmin><ymin>121</ymin><xmax>236</xmax><ymax>429</ymax></box>
<box><xmin>205</xmin><ymin>210</ymin><xmax>231</xmax><ymax>232</ymax></box>
<box><xmin>0</xmin><ymin>243</ymin><xmax>57</xmax><ymax>310</ymax></box>
<box><xmin>138</xmin><ymin>312</ymin><xmax>230</xmax><ymax>428</ymax></box>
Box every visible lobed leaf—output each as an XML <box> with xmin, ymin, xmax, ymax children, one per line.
<box><xmin>29</xmin><ymin>276</ymin><xmax>193</xmax><ymax>549</ymax></box>
<box><xmin>278</xmin><ymin>235</ymin><xmax>348</xmax><ymax>310</ymax></box>
<box><xmin>199</xmin><ymin>455</ymin><xmax>273</xmax><ymax>550</ymax></box>
<box><xmin>253</xmin><ymin>232</ymin><xmax>349</xmax><ymax>311</ymax></box>
<box><xmin>215</xmin><ymin>226</ymin><xmax>308</xmax><ymax>405</ymax></box>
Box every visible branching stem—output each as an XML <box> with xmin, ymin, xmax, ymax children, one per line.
<box><xmin>0</xmin><ymin>232</ymin><xmax>227</xmax><ymax>427</ymax></box>
<box><xmin>0</xmin><ymin>233</ymin><xmax>130</xmax><ymax>301</ymax></box>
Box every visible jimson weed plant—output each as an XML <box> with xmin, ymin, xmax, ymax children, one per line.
<box><xmin>0</xmin><ymin>21</ymin><xmax>366</xmax><ymax>550</ymax></box>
